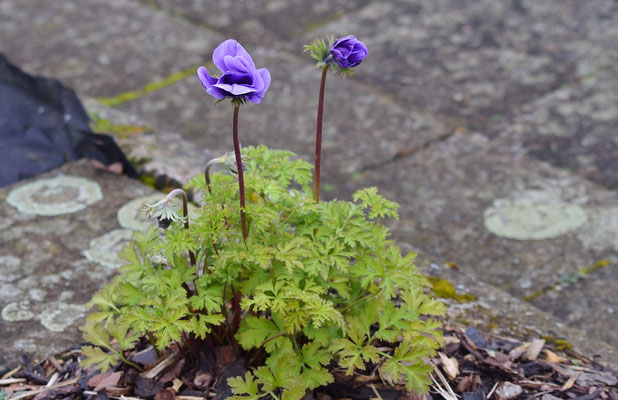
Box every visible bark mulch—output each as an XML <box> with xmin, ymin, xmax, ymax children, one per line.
<box><xmin>1</xmin><ymin>327</ymin><xmax>616</xmax><ymax>400</ymax></box>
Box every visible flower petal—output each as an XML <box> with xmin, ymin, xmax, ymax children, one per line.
<box><xmin>213</xmin><ymin>39</ymin><xmax>255</xmax><ymax>72</ymax></box>
<box><xmin>223</xmin><ymin>55</ymin><xmax>250</xmax><ymax>73</ymax></box>
<box><xmin>258</xmin><ymin>68</ymin><xmax>271</xmax><ymax>95</ymax></box>
<box><xmin>213</xmin><ymin>83</ymin><xmax>257</xmax><ymax>95</ymax></box>
<box><xmin>197</xmin><ymin>66</ymin><xmax>217</xmax><ymax>87</ymax></box>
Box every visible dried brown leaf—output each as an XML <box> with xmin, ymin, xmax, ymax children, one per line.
<box><xmin>524</xmin><ymin>339</ymin><xmax>545</xmax><ymax>361</ymax></box>
<box><xmin>438</xmin><ymin>352</ymin><xmax>459</xmax><ymax>380</ymax></box>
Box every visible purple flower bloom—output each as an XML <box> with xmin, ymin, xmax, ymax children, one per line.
<box><xmin>329</xmin><ymin>35</ymin><xmax>368</xmax><ymax>68</ymax></box>
<box><xmin>197</xmin><ymin>39</ymin><xmax>271</xmax><ymax>104</ymax></box>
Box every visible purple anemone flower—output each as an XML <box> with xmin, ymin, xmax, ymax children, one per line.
<box><xmin>329</xmin><ymin>35</ymin><xmax>368</xmax><ymax>68</ymax></box>
<box><xmin>197</xmin><ymin>39</ymin><xmax>271</xmax><ymax>104</ymax></box>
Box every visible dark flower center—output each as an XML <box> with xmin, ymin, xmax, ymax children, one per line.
<box><xmin>221</xmin><ymin>72</ymin><xmax>253</xmax><ymax>86</ymax></box>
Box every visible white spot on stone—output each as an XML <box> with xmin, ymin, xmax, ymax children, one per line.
<box><xmin>84</xmin><ymin>229</ymin><xmax>133</xmax><ymax>269</ymax></box>
<box><xmin>0</xmin><ymin>255</ymin><xmax>21</xmax><ymax>282</ymax></box>
<box><xmin>576</xmin><ymin>206</ymin><xmax>618</xmax><ymax>252</ymax></box>
<box><xmin>6</xmin><ymin>175</ymin><xmax>103</xmax><ymax>216</ymax></box>
<box><xmin>117</xmin><ymin>193</ymin><xmax>198</xmax><ymax>231</ymax></box>
<box><xmin>28</xmin><ymin>288</ymin><xmax>47</xmax><ymax>301</ymax></box>
<box><xmin>484</xmin><ymin>190</ymin><xmax>588</xmax><ymax>240</ymax></box>
<box><xmin>59</xmin><ymin>290</ymin><xmax>75</xmax><ymax>301</ymax></box>
<box><xmin>2</xmin><ymin>301</ymin><xmax>35</xmax><ymax>321</ymax></box>
<box><xmin>40</xmin><ymin>274</ymin><xmax>61</xmax><ymax>285</ymax></box>
<box><xmin>0</xmin><ymin>284</ymin><xmax>23</xmax><ymax>301</ymax></box>
<box><xmin>39</xmin><ymin>302</ymin><xmax>86</xmax><ymax>332</ymax></box>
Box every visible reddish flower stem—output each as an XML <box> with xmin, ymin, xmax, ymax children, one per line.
<box><xmin>313</xmin><ymin>66</ymin><xmax>328</xmax><ymax>203</ymax></box>
<box><xmin>232</xmin><ymin>104</ymin><xmax>249</xmax><ymax>240</ymax></box>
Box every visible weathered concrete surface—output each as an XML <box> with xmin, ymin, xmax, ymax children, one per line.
<box><xmin>305</xmin><ymin>0</ymin><xmax>618</xmax><ymax>188</ymax></box>
<box><xmin>336</xmin><ymin>133</ymin><xmax>618</xmax><ymax>348</ymax></box>
<box><xmin>0</xmin><ymin>0</ymin><xmax>224</xmax><ymax>97</ymax></box>
<box><xmin>305</xmin><ymin>0</ymin><xmax>616</xmax><ymax>128</ymax></box>
<box><xmin>113</xmin><ymin>48</ymin><xmax>449</xmax><ymax>181</ymax></box>
<box><xmin>1</xmin><ymin>0</ymin><xmax>617</xmax><ymax>370</ymax></box>
<box><xmin>488</xmin><ymin>68</ymin><xmax>618</xmax><ymax>189</ymax></box>
<box><xmin>145</xmin><ymin>0</ymin><xmax>372</xmax><ymax>47</ymax></box>
<box><xmin>0</xmin><ymin>161</ymin><xmax>171</xmax><ymax>371</ymax></box>
<box><xmin>84</xmin><ymin>99</ymin><xmax>215</xmax><ymax>183</ymax></box>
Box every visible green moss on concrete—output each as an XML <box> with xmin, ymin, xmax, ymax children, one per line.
<box><xmin>89</xmin><ymin>113</ymin><xmax>152</xmax><ymax>138</ymax></box>
<box><xmin>426</xmin><ymin>276</ymin><xmax>478</xmax><ymax>303</ymax></box>
<box><xmin>542</xmin><ymin>335</ymin><xmax>574</xmax><ymax>352</ymax></box>
<box><xmin>96</xmin><ymin>63</ymin><xmax>213</xmax><ymax>107</ymax></box>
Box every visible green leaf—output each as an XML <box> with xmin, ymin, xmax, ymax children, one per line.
<box><xmin>380</xmin><ymin>341</ymin><xmax>435</xmax><ymax>393</ymax></box>
<box><xmin>353</xmin><ymin>187</ymin><xmax>399</xmax><ymax>220</ymax></box>
<box><xmin>190</xmin><ymin>314</ymin><xmax>225</xmax><ymax>339</ymax></box>
<box><xmin>236</xmin><ymin>316</ymin><xmax>281</xmax><ymax>351</ymax></box>
<box><xmin>300</xmin><ymin>367</ymin><xmax>333</xmax><ymax>390</ymax></box>
<box><xmin>80</xmin><ymin>346</ymin><xmax>120</xmax><ymax>372</ymax></box>
<box><xmin>80</xmin><ymin>320</ymin><xmax>113</xmax><ymax>350</ymax></box>
<box><xmin>228</xmin><ymin>372</ymin><xmax>261</xmax><ymax>400</ymax></box>
<box><xmin>330</xmin><ymin>338</ymin><xmax>366</xmax><ymax>374</ymax></box>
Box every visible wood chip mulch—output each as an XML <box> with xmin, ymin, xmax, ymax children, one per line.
<box><xmin>1</xmin><ymin>327</ymin><xmax>616</xmax><ymax>400</ymax></box>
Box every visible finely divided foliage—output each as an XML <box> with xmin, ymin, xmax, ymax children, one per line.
<box><xmin>81</xmin><ymin>36</ymin><xmax>444</xmax><ymax>399</ymax></box>
<box><xmin>81</xmin><ymin>147</ymin><xmax>444</xmax><ymax>398</ymax></box>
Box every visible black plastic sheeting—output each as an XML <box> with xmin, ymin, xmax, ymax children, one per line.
<box><xmin>0</xmin><ymin>53</ymin><xmax>136</xmax><ymax>187</ymax></box>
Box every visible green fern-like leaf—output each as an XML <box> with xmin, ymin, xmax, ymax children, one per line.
<box><xmin>80</xmin><ymin>346</ymin><xmax>120</xmax><ymax>372</ymax></box>
<box><xmin>228</xmin><ymin>372</ymin><xmax>261</xmax><ymax>400</ymax></box>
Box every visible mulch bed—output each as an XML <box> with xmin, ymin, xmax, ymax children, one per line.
<box><xmin>2</xmin><ymin>326</ymin><xmax>616</xmax><ymax>400</ymax></box>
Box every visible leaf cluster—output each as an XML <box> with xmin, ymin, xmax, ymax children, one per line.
<box><xmin>81</xmin><ymin>146</ymin><xmax>444</xmax><ymax>398</ymax></box>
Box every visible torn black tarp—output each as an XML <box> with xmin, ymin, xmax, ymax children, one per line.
<box><xmin>0</xmin><ymin>53</ymin><xmax>136</xmax><ymax>187</ymax></box>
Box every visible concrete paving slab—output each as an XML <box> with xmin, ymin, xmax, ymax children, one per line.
<box><xmin>0</xmin><ymin>161</ymin><xmax>170</xmax><ymax>371</ymax></box>
<box><xmin>0</xmin><ymin>0</ymin><xmax>224</xmax><ymax>97</ymax></box>
<box><xmin>84</xmin><ymin>99</ymin><xmax>215</xmax><ymax>183</ymax></box>
<box><xmin>142</xmin><ymin>0</ymin><xmax>372</xmax><ymax>46</ymax></box>
<box><xmin>114</xmin><ymin>48</ymin><xmax>450</xmax><ymax>181</ymax></box>
<box><xmin>488</xmin><ymin>68</ymin><xmax>618</xmax><ymax>190</ymax></box>
<box><xmin>334</xmin><ymin>133</ymin><xmax>617</xmax><ymax>347</ymax></box>
<box><xmin>303</xmin><ymin>0</ymin><xmax>617</xmax><ymax>131</ymax></box>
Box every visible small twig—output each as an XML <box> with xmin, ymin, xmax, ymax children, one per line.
<box><xmin>1</xmin><ymin>366</ymin><xmax>21</xmax><ymax>380</ymax></box>
<box><xmin>486</xmin><ymin>381</ymin><xmax>499</xmax><ymax>399</ymax></box>
<box><xmin>431</xmin><ymin>365</ymin><xmax>458</xmax><ymax>400</ymax></box>
<box><xmin>527</xmin><ymin>391</ymin><xmax>555</xmax><ymax>399</ymax></box>
<box><xmin>46</xmin><ymin>372</ymin><xmax>60</xmax><ymax>387</ymax></box>
<box><xmin>0</xmin><ymin>378</ymin><xmax>26</xmax><ymax>385</ymax></box>
<box><xmin>8</xmin><ymin>377</ymin><xmax>79</xmax><ymax>400</ymax></box>
<box><xmin>140</xmin><ymin>351</ymin><xmax>179</xmax><ymax>379</ymax></box>
<box><xmin>47</xmin><ymin>355</ymin><xmax>62</xmax><ymax>372</ymax></box>
<box><xmin>369</xmin><ymin>384</ymin><xmax>383</xmax><ymax>400</ymax></box>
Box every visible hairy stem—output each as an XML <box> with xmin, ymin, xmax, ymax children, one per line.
<box><xmin>232</xmin><ymin>104</ymin><xmax>249</xmax><ymax>240</ymax></box>
<box><xmin>313</xmin><ymin>66</ymin><xmax>329</xmax><ymax>203</ymax></box>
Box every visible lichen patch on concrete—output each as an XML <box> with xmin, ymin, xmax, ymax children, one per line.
<box><xmin>2</xmin><ymin>301</ymin><xmax>35</xmax><ymax>322</ymax></box>
<box><xmin>39</xmin><ymin>302</ymin><xmax>87</xmax><ymax>332</ymax></box>
<box><xmin>6</xmin><ymin>175</ymin><xmax>103</xmax><ymax>216</ymax></box>
<box><xmin>83</xmin><ymin>229</ymin><xmax>133</xmax><ymax>269</ymax></box>
<box><xmin>576</xmin><ymin>206</ymin><xmax>618</xmax><ymax>252</ymax></box>
<box><xmin>483</xmin><ymin>190</ymin><xmax>588</xmax><ymax>240</ymax></box>
<box><xmin>0</xmin><ymin>255</ymin><xmax>21</xmax><ymax>282</ymax></box>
